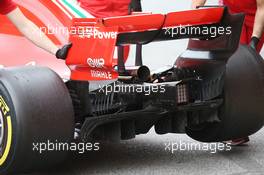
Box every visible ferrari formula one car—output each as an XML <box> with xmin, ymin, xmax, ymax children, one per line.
<box><xmin>0</xmin><ymin>1</ymin><xmax>264</xmax><ymax>174</ymax></box>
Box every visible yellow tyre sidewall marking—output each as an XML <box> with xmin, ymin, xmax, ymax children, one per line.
<box><xmin>0</xmin><ymin>95</ymin><xmax>13</xmax><ymax>166</ymax></box>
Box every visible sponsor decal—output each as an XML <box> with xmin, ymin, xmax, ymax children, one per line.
<box><xmin>90</xmin><ymin>70</ymin><xmax>112</xmax><ymax>79</ymax></box>
<box><xmin>87</xmin><ymin>58</ymin><xmax>105</xmax><ymax>68</ymax></box>
<box><xmin>74</xmin><ymin>27</ymin><xmax>117</xmax><ymax>39</ymax></box>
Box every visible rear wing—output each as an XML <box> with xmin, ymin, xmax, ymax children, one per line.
<box><xmin>66</xmin><ymin>7</ymin><xmax>244</xmax><ymax>81</ymax></box>
<box><xmin>83</xmin><ymin>7</ymin><xmax>223</xmax><ymax>32</ymax></box>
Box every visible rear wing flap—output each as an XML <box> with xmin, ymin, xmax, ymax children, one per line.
<box><xmin>71</xmin><ymin>7</ymin><xmax>244</xmax><ymax>52</ymax></box>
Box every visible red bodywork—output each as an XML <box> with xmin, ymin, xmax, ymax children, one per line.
<box><xmin>0</xmin><ymin>0</ymin><xmax>224</xmax><ymax>80</ymax></box>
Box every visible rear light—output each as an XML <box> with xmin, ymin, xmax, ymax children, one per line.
<box><xmin>177</xmin><ymin>84</ymin><xmax>189</xmax><ymax>104</ymax></box>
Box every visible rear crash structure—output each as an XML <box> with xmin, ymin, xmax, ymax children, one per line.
<box><xmin>0</xmin><ymin>6</ymin><xmax>264</xmax><ymax>174</ymax></box>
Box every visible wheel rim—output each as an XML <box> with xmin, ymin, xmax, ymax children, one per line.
<box><xmin>0</xmin><ymin>111</ymin><xmax>4</xmax><ymax>149</ymax></box>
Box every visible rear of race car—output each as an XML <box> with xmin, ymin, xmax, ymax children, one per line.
<box><xmin>66</xmin><ymin>6</ymin><xmax>264</xmax><ymax>143</ymax></box>
<box><xmin>0</xmin><ymin>2</ymin><xmax>264</xmax><ymax>174</ymax></box>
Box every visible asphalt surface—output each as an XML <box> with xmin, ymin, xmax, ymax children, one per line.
<box><xmin>25</xmin><ymin>1</ymin><xmax>264</xmax><ymax>175</ymax></box>
<box><xmin>28</xmin><ymin>128</ymin><xmax>264</xmax><ymax>175</ymax></box>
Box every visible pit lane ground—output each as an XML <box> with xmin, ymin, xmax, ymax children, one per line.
<box><xmin>27</xmin><ymin>128</ymin><xmax>264</xmax><ymax>175</ymax></box>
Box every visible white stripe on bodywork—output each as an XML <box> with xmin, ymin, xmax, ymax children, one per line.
<box><xmin>51</xmin><ymin>0</ymin><xmax>73</xmax><ymax>19</ymax></box>
<box><xmin>52</xmin><ymin>0</ymin><xmax>95</xmax><ymax>18</ymax></box>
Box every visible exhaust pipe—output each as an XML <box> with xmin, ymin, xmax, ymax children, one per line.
<box><xmin>118</xmin><ymin>66</ymin><xmax>151</xmax><ymax>82</ymax></box>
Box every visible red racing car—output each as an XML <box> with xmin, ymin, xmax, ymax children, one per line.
<box><xmin>0</xmin><ymin>0</ymin><xmax>264</xmax><ymax>174</ymax></box>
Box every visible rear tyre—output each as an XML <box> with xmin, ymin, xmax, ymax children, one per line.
<box><xmin>186</xmin><ymin>45</ymin><xmax>264</xmax><ymax>142</ymax></box>
<box><xmin>0</xmin><ymin>66</ymin><xmax>74</xmax><ymax>174</ymax></box>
